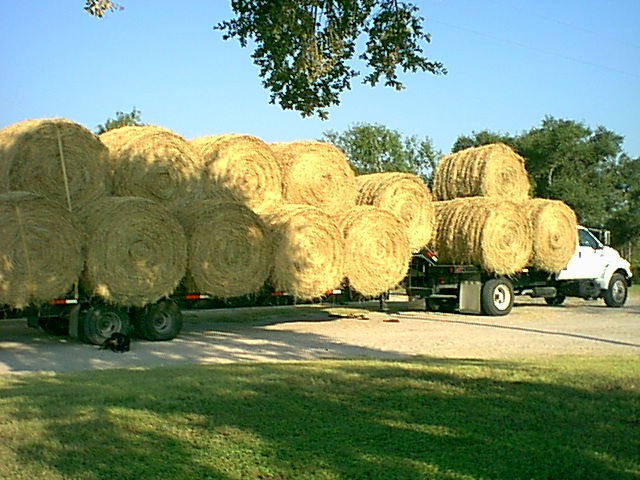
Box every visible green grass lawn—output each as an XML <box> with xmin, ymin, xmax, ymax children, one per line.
<box><xmin>1</xmin><ymin>356</ymin><xmax>638</xmax><ymax>480</ymax></box>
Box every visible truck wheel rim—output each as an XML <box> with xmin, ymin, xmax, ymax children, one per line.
<box><xmin>612</xmin><ymin>280</ymin><xmax>626</xmax><ymax>303</ymax></box>
<box><xmin>494</xmin><ymin>286</ymin><xmax>511</xmax><ymax>311</ymax></box>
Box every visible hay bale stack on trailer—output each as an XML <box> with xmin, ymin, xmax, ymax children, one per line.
<box><xmin>261</xmin><ymin>204</ymin><xmax>345</xmax><ymax>300</ymax></box>
<box><xmin>0</xmin><ymin>118</ymin><xmax>111</xmax><ymax>211</ymax></box>
<box><xmin>0</xmin><ymin>191</ymin><xmax>84</xmax><ymax>309</ymax></box>
<box><xmin>191</xmin><ymin>134</ymin><xmax>283</xmax><ymax>212</ymax></box>
<box><xmin>338</xmin><ymin>205</ymin><xmax>412</xmax><ymax>298</ymax></box>
<box><xmin>433</xmin><ymin>143</ymin><xmax>530</xmax><ymax>202</ymax></box>
<box><xmin>180</xmin><ymin>200</ymin><xmax>273</xmax><ymax>299</ymax></box>
<box><xmin>270</xmin><ymin>141</ymin><xmax>357</xmax><ymax>215</ymax></box>
<box><xmin>356</xmin><ymin>172</ymin><xmax>435</xmax><ymax>252</ymax></box>
<box><xmin>99</xmin><ymin>125</ymin><xmax>205</xmax><ymax>214</ymax></box>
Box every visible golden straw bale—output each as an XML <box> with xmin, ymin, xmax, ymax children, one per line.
<box><xmin>356</xmin><ymin>172</ymin><xmax>435</xmax><ymax>251</ymax></box>
<box><xmin>433</xmin><ymin>143</ymin><xmax>530</xmax><ymax>201</ymax></box>
<box><xmin>261</xmin><ymin>204</ymin><xmax>344</xmax><ymax>299</ymax></box>
<box><xmin>181</xmin><ymin>200</ymin><xmax>272</xmax><ymax>298</ymax></box>
<box><xmin>0</xmin><ymin>118</ymin><xmax>111</xmax><ymax>211</ymax></box>
<box><xmin>339</xmin><ymin>205</ymin><xmax>412</xmax><ymax>298</ymax></box>
<box><xmin>79</xmin><ymin>196</ymin><xmax>187</xmax><ymax>307</ymax></box>
<box><xmin>433</xmin><ymin>197</ymin><xmax>532</xmax><ymax>275</ymax></box>
<box><xmin>191</xmin><ymin>134</ymin><xmax>283</xmax><ymax>212</ymax></box>
<box><xmin>0</xmin><ymin>191</ymin><xmax>84</xmax><ymax>308</ymax></box>
<box><xmin>99</xmin><ymin>126</ymin><xmax>205</xmax><ymax>213</ymax></box>
<box><xmin>270</xmin><ymin>141</ymin><xmax>357</xmax><ymax>214</ymax></box>
<box><xmin>525</xmin><ymin>198</ymin><xmax>578</xmax><ymax>272</ymax></box>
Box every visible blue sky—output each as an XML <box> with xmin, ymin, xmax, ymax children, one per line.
<box><xmin>1</xmin><ymin>0</ymin><xmax>639</xmax><ymax>157</ymax></box>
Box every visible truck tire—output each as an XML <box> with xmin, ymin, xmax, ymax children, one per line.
<box><xmin>603</xmin><ymin>273</ymin><xmax>628</xmax><ymax>308</ymax></box>
<box><xmin>81</xmin><ymin>305</ymin><xmax>130</xmax><ymax>345</ymax></box>
<box><xmin>544</xmin><ymin>295</ymin><xmax>566</xmax><ymax>306</ymax></box>
<box><xmin>481</xmin><ymin>277</ymin><xmax>514</xmax><ymax>316</ymax></box>
<box><xmin>135</xmin><ymin>299</ymin><xmax>183</xmax><ymax>341</ymax></box>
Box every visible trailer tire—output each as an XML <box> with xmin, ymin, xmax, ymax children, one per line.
<box><xmin>135</xmin><ymin>299</ymin><xmax>182</xmax><ymax>341</ymax></box>
<box><xmin>481</xmin><ymin>277</ymin><xmax>514</xmax><ymax>316</ymax></box>
<box><xmin>603</xmin><ymin>273</ymin><xmax>628</xmax><ymax>308</ymax></box>
<box><xmin>38</xmin><ymin>317</ymin><xmax>69</xmax><ymax>336</ymax></box>
<box><xmin>544</xmin><ymin>295</ymin><xmax>566</xmax><ymax>306</ymax></box>
<box><xmin>81</xmin><ymin>305</ymin><xmax>130</xmax><ymax>345</ymax></box>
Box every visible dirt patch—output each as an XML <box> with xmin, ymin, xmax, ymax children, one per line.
<box><xmin>1</xmin><ymin>295</ymin><xmax>638</xmax><ymax>374</ymax></box>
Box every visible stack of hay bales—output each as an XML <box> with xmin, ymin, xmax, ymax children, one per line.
<box><xmin>261</xmin><ymin>204</ymin><xmax>344</xmax><ymax>299</ymax></box>
<box><xmin>339</xmin><ymin>205</ymin><xmax>412</xmax><ymax>297</ymax></box>
<box><xmin>181</xmin><ymin>200</ymin><xmax>272</xmax><ymax>298</ymax></box>
<box><xmin>79</xmin><ymin>196</ymin><xmax>187</xmax><ymax>307</ymax></box>
<box><xmin>432</xmin><ymin>143</ymin><xmax>578</xmax><ymax>273</ymax></box>
<box><xmin>356</xmin><ymin>172</ymin><xmax>435</xmax><ymax>252</ymax></box>
<box><xmin>0</xmin><ymin>118</ymin><xmax>111</xmax><ymax>211</ymax></box>
<box><xmin>99</xmin><ymin>125</ymin><xmax>205</xmax><ymax>214</ymax></box>
<box><xmin>191</xmin><ymin>134</ymin><xmax>283</xmax><ymax>212</ymax></box>
<box><xmin>270</xmin><ymin>141</ymin><xmax>357</xmax><ymax>215</ymax></box>
<box><xmin>0</xmin><ymin>192</ymin><xmax>85</xmax><ymax>309</ymax></box>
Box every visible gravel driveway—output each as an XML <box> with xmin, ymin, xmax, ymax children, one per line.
<box><xmin>1</xmin><ymin>295</ymin><xmax>638</xmax><ymax>374</ymax></box>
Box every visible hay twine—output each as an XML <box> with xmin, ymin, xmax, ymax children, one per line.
<box><xmin>433</xmin><ymin>143</ymin><xmax>531</xmax><ymax>201</ymax></box>
<box><xmin>261</xmin><ymin>204</ymin><xmax>344</xmax><ymax>299</ymax></box>
<box><xmin>339</xmin><ymin>205</ymin><xmax>412</xmax><ymax>298</ymax></box>
<box><xmin>99</xmin><ymin>126</ymin><xmax>205</xmax><ymax>213</ymax></box>
<box><xmin>191</xmin><ymin>134</ymin><xmax>283</xmax><ymax>213</ymax></box>
<box><xmin>181</xmin><ymin>200</ymin><xmax>273</xmax><ymax>298</ymax></box>
<box><xmin>525</xmin><ymin>198</ymin><xmax>578</xmax><ymax>272</ymax></box>
<box><xmin>270</xmin><ymin>141</ymin><xmax>357</xmax><ymax>214</ymax></box>
<box><xmin>433</xmin><ymin>197</ymin><xmax>532</xmax><ymax>275</ymax></box>
<box><xmin>79</xmin><ymin>196</ymin><xmax>187</xmax><ymax>307</ymax></box>
<box><xmin>0</xmin><ymin>191</ymin><xmax>84</xmax><ymax>308</ymax></box>
<box><xmin>356</xmin><ymin>172</ymin><xmax>435</xmax><ymax>251</ymax></box>
<box><xmin>0</xmin><ymin>118</ymin><xmax>111</xmax><ymax>211</ymax></box>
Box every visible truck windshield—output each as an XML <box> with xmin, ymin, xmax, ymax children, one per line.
<box><xmin>578</xmin><ymin>228</ymin><xmax>603</xmax><ymax>249</ymax></box>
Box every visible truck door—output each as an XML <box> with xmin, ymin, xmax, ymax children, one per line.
<box><xmin>557</xmin><ymin>227</ymin><xmax>608</xmax><ymax>280</ymax></box>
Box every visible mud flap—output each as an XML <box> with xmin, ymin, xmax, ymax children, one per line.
<box><xmin>460</xmin><ymin>281</ymin><xmax>482</xmax><ymax>314</ymax></box>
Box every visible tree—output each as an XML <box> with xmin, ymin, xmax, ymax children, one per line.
<box><xmin>606</xmin><ymin>154</ymin><xmax>640</xmax><ymax>249</ymax></box>
<box><xmin>96</xmin><ymin>107</ymin><xmax>144</xmax><ymax>134</ymax></box>
<box><xmin>451</xmin><ymin>130</ymin><xmax>515</xmax><ymax>153</ymax></box>
<box><xmin>322</xmin><ymin>123</ymin><xmax>439</xmax><ymax>184</ymax></box>
<box><xmin>85</xmin><ymin>1</ymin><xmax>446</xmax><ymax>120</ymax></box>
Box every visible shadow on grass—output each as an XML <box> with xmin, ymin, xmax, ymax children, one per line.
<box><xmin>1</xmin><ymin>358</ymin><xmax>638</xmax><ymax>479</ymax></box>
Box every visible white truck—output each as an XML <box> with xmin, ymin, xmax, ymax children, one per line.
<box><xmin>405</xmin><ymin>226</ymin><xmax>634</xmax><ymax>315</ymax></box>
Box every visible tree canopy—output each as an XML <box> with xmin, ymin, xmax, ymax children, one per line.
<box><xmin>322</xmin><ymin>123</ymin><xmax>439</xmax><ymax>184</ymax></box>
<box><xmin>96</xmin><ymin>107</ymin><xmax>144</xmax><ymax>134</ymax></box>
<box><xmin>85</xmin><ymin>1</ymin><xmax>445</xmax><ymax>120</ymax></box>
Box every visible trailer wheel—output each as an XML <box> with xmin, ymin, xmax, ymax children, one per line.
<box><xmin>135</xmin><ymin>299</ymin><xmax>182</xmax><ymax>341</ymax></box>
<box><xmin>38</xmin><ymin>317</ymin><xmax>69</xmax><ymax>336</ymax></box>
<box><xmin>544</xmin><ymin>295</ymin><xmax>566</xmax><ymax>306</ymax></box>
<box><xmin>603</xmin><ymin>273</ymin><xmax>627</xmax><ymax>307</ymax></box>
<box><xmin>81</xmin><ymin>305</ymin><xmax>130</xmax><ymax>345</ymax></box>
<box><xmin>481</xmin><ymin>277</ymin><xmax>514</xmax><ymax>316</ymax></box>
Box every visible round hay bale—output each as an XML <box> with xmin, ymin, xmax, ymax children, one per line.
<box><xmin>79</xmin><ymin>196</ymin><xmax>187</xmax><ymax>307</ymax></box>
<box><xmin>99</xmin><ymin>126</ymin><xmax>205</xmax><ymax>213</ymax></box>
<box><xmin>181</xmin><ymin>200</ymin><xmax>273</xmax><ymax>298</ymax></box>
<box><xmin>0</xmin><ymin>191</ymin><xmax>84</xmax><ymax>308</ymax></box>
<box><xmin>339</xmin><ymin>205</ymin><xmax>412</xmax><ymax>298</ymax></box>
<box><xmin>0</xmin><ymin>118</ymin><xmax>111</xmax><ymax>211</ymax></box>
<box><xmin>525</xmin><ymin>198</ymin><xmax>578</xmax><ymax>272</ymax></box>
<box><xmin>191</xmin><ymin>134</ymin><xmax>283</xmax><ymax>212</ymax></box>
<box><xmin>356</xmin><ymin>172</ymin><xmax>435</xmax><ymax>251</ymax></box>
<box><xmin>261</xmin><ymin>204</ymin><xmax>344</xmax><ymax>299</ymax></box>
<box><xmin>433</xmin><ymin>197</ymin><xmax>532</xmax><ymax>275</ymax></box>
<box><xmin>270</xmin><ymin>141</ymin><xmax>357</xmax><ymax>214</ymax></box>
<box><xmin>433</xmin><ymin>143</ymin><xmax>530</xmax><ymax>201</ymax></box>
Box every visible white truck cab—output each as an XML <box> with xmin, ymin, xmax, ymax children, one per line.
<box><xmin>555</xmin><ymin>226</ymin><xmax>633</xmax><ymax>307</ymax></box>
